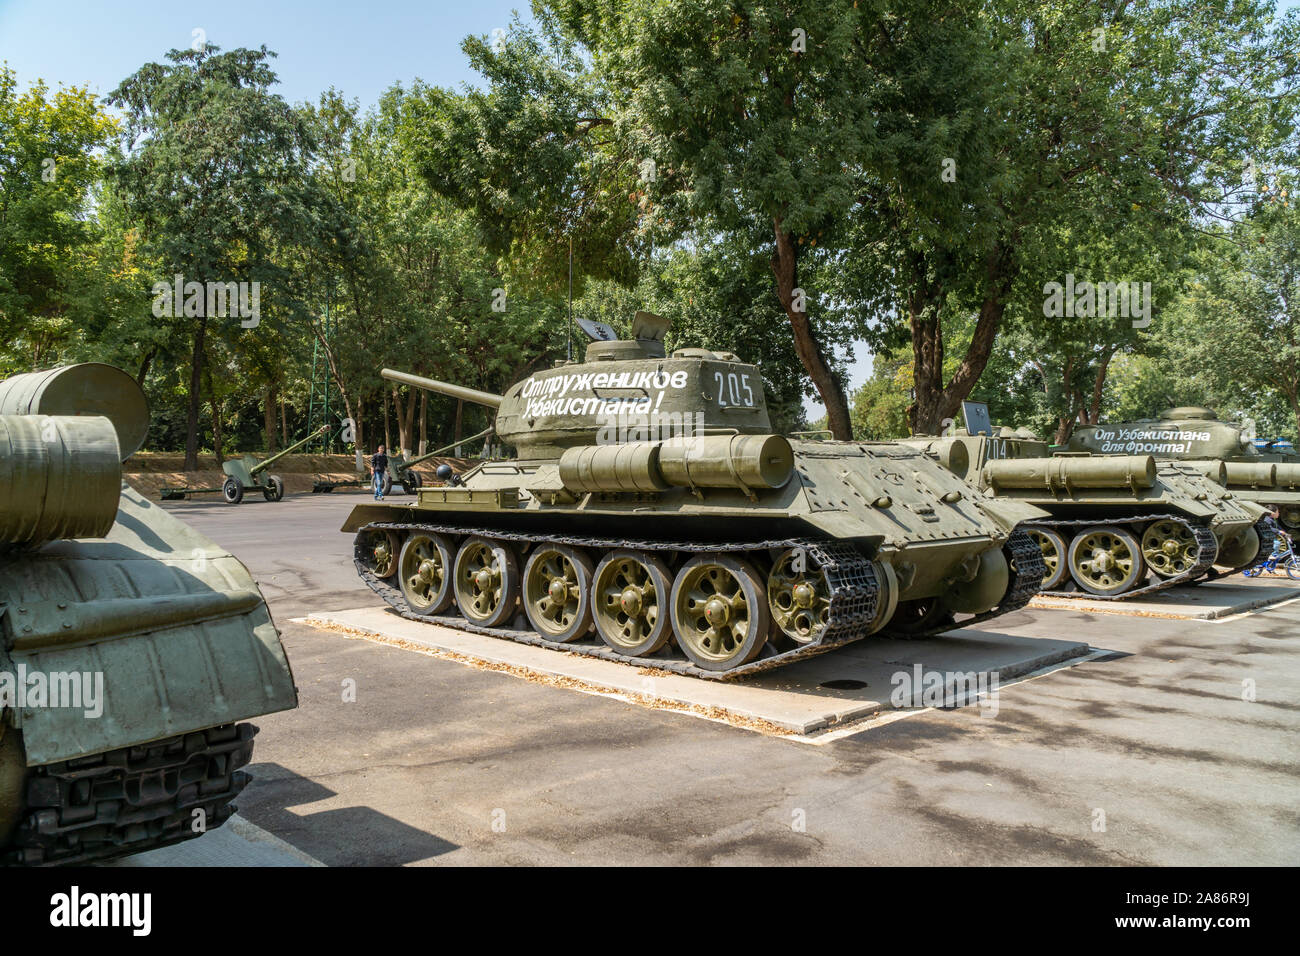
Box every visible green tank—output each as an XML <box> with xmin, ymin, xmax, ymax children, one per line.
<box><xmin>902</xmin><ymin>423</ymin><xmax>1267</xmax><ymax>599</ymax></box>
<box><xmin>0</xmin><ymin>364</ymin><xmax>297</xmax><ymax>865</ymax></box>
<box><xmin>1068</xmin><ymin>408</ymin><xmax>1300</xmax><ymax>531</ymax></box>
<box><xmin>342</xmin><ymin>312</ymin><xmax>1046</xmax><ymax>678</ymax></box>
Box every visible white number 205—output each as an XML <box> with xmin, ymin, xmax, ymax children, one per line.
<box><xmin>714</xmin><ymin>371</ymin><xmax>755</xmax><ymax>407</ymax></box>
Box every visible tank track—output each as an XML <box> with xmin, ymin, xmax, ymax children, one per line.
<box><xmin>1028</xmin><ymin>514</ymin><xmax>1217</xmax><ymax>600</ymax></box>
<box><xmin>354</xmin><ymin>522</ymin><xmax>1042</xmax><ymax>680</ymax></box>
<box><xmin>882</xmin><ymin>528</ymin><xmax>1045</xmax><ymax>640</ymax></box>
<box><xmin>3</xmin><ymin>723</ymin><xmax>256</xmax><ymax>866</ymax></box>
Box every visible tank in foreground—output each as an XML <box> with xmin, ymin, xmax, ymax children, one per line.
<box><xmin>903</xmin><ymin>423</ymin><xmax>1267</xmax><ymax>599</ymax></box>
<box><xmin>343</xmin><ymin>312</ymin><xmax>1047</xmax><ymax>678</ymax></box>
<box><xmin>0</xmin><ymin>364</ymin><xmax>297</xmax><ymax>865</ymax></box>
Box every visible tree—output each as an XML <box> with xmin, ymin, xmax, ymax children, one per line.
<box><xmin>106</xmin><ymin>45</ymin><xmax>323</xmax><ymax>468</ymax></box>
<box><xmin>0</xmin><ymin>67</ymin><xmax>117</xmax><ymax>369</ymax></box>
<box><xmin>849</xmin><ymin>0</ymin><xmax>1300</xmax><ymax>434</ymax></box>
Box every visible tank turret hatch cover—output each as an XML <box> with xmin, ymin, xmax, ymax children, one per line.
<box><xmin>632</xmin><ymin>310</ymin><xmax>670</xmax><ymax>357</ymax></box>
<box><xmin>575</xmin><ymin>316</ymin><xmax>618</xmax><ymax>342</ymax></box>
<box><xmin>1160</xmin><ymin>407</ymin><xmax>1218</xmax><ymax>420</ymax></box>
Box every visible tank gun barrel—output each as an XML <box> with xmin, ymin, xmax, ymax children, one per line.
<box><xmin>381</xmin><ymin>369</ymin><xmax>502</xmax><ymax>410</ymax></box>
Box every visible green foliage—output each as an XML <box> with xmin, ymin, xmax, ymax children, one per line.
<box><xmin>0</xmin><ymin>67</ymin><xmax>118</xmax><ymax>369</ymax></box>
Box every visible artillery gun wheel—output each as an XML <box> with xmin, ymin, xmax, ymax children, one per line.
<box><xmin>767</xmin><ymin>547</ymin><xmax>832</xmax><ymax>644</ymax></box>
<box><xmin>222</xmin><ymin>476</ymin><xmax>244</xmax><ymax>504</ymax></box>
<box><xmin>1068</xmin><ymin>526</ymin><xmax>1145</xmax><ymax>596</ymax></box>
<box><xmin>264</xmin><ymin>475</ymin><xmax>285</xmax><ymax>502</ymax></box>
<box><xmin>591</xmin><ymin>550</ymin><xmax>673</xmax><ymax>656</ymax></box>
<box><xmin>1026</xmin><ymin>528</ymin><xmax>1069</xmax><ymax>589</ymax></box>
<box><xmin>399</xmin><ymin>533</ymin><xmax>455</xmax><ymax>614</ymax></box>
<box><xmin>523</xmin><ymin>545</ymin><xmax>594</xmax><ymax>642</ymax></box>
<box><xmin>362</xmin><ymin>529</ymin><xmax>403</xmax><ymax>580</ymax></box>
<box><xmin>1141</xmin><ymin>520</ymin><xmax>1199</xmax><ymax>578</ymax></box>
<box><xmin>381</xmin><ymin>473</ymin><xmax>394</xmax><ymax>497</ymax></box>
<box><xmin>453</xmin><ymin>536</ymin><xmax>520</xmax><ymax>627</ymax></box>
<box><xmin>883</xmin><ymin>597</ymin><xmax>955</xmax><ymax>637</ymax></box>
<box><xmin>401</xmin><ymin>473</ymin><xmax>422</xmax><ymax>496</ymax></box>
<box><xmin>669</xmin><ymin>555</ymin><xmax>769</xmax><ymax>671</ymax></box>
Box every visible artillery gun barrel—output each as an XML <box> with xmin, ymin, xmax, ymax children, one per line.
<box><xmin>251</xmin><ymin>425</ymin><xmax>330</xmax><ymax>475</ymax></box>
<box><xmin>381</xmin><ymin>369</ymin><xmax>502</xmax><ymax>410</ymax></box>
<box><xmin>398</xmin><ymin>424</ymin><xmax>495</xmax><ymax>470</ymax></box>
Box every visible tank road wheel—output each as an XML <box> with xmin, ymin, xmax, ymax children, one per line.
<box><xmin>767</xmin><ymin>547</ymin><xmax>831</xmax><ymax>644</ymax></box>
<box><xmin>1026</xmin><ymin>528</ymin><xmax>1069</xmax><ymax>589</ymax></box>
<box><xmin>399</xmin><ymin>534</ymin><xmax>455</xmax><ymax>614</ymax></box>
<box><xmin>263</xmin><ymin>475</ymin><xmax>286</xmax><ymax>502</ymax></box>
<box><xmin>453</xmin><ymin>536</ymin><xmax>520</xmax><ymax>627</ymax></box>
<box><xmin>1280</xmin><ymin>507</ymin><xmax>1300</xmax><ymax>532</ymax></box>
<box><xmin>1141</xmin><ymin>520</ymin><xmax>1199</xmax><ymax>578</ymax></box>
<box><xmin>523</xmin><ymin>545</ymin><xmax>594</xmax><ymax>642</ymax></box>
<box><xmin>222</xmin><ymin>475</ymin><xmax>244</xmax><ymax>504</ymax></box>
<box><xmin>1068</xmin><ymin>526</ymin><xmax>1145</xmax><ymax>596</ymax></box>
<box><xmin>670</xmin><ymin>555</ymin><xmax>770</xmax><ymax>672</ymax></box>
<box><xmin>591</xmin><ymin>550</ymin><xmax>673</xmax><ymax>656</ymax></box>
<box><xmin>362</xmin><ymin>529</ymin><xmax>403</xmax><ymax>580</ymax></box>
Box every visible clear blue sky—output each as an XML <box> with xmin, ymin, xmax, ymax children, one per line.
<box><xmin>3</xmin><ymin>0</ymin><xmax>1297</xmax><ymax>419</ymax></box>
<box><xmin>0</xmin><ymin>0</ymin><xmax>535</xmax><ymax>105</ymax></box>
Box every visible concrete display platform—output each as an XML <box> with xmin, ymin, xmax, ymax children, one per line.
<box><xmin>107</xmin><ymin>815</ymin><xmax>324</xmax><ymax>867</ymax></box>
<box><xmin>1029</xmin><ymin>575</ymin><xmax>1300</xmax><ymax>620</ymax></box>
<box><xmin>300</xmin><ymin>607</ymin><xmax>1092</xmax><ymax>738</ymax></box>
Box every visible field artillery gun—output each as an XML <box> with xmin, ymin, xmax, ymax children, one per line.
<box><xmin>342</xmin><ymin>312</ymin><xmax>1047</xmax><ymax>678</ymax></box>
<box><xmin>0</xmin><ymin>364</ymin><xmax>297</xmax><ymax>864</ymax></box>
<box><xmin>1069</xmin><ymin>408</ymin><xmax>1300</xmax><ymax>532</ymax></box>
<box><xmin>161</xmin><ymin>425</ymin><xmax>330</xmax><ymax>503</ymax></box>
<box><xmin>903</xmin><ymin>413</ymin><xmax>1266</xmax><ymax>599</ymax></box>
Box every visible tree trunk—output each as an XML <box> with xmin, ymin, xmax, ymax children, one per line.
<box><xmin>136</xmin><ymin>348</ymin><xmax>156</xmax><ymax>390</ymax></box>
<box><xmin>211</xmin><ymin>397</ymin><xmax>224</xmax><ymax>463</ymax></box>
<box><xmin>454</xmin><ymin>399</ymin><xmax>464</xmax><ymax>457</ymax></box>
<box><xmin>770</xmin><ymin>219</ymin><xmax>851</xmax><ymax>439</ymax></box>
<box><xmin>419</xmin><ymin>391</ymin><xmax>428</xmax><ymax>456</ymax></box>
<box><xmin>908</xmin><ymin>248</ymin><xmax>1015</xmax><ymax>435</ymax></box>
<box><xmin>393</xmin><ymin>385</ymin><xmax>417</xmax><ymax>455</ymax></box>
<box><xmin>281</xmin><ymin>397</ymin><xmax>289</xmax><ymax>446</ymax></box>
<box><xmin>264</xmin><ymin>386</ymin><xmax>278</xmax><ymax>454</ymax></box>
<box><xmin>184</xmin><ymin>319</ymin><xmax>206</xmax><ymax>471</ymax></box>
<box><xmin>382</xmin><ymin>388</ymin><xmax>392</xmax><ymax>452</ymax></box>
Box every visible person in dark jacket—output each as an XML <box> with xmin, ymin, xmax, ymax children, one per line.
<box><xmin>371</xmin><ymin>445</ymin><xmax>389</xmax><ymax>500</ymax></box>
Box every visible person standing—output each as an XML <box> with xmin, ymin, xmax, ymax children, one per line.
<box><xmin>371</xmin><ymin>445</ymin><xmax>389</xmax><ymax>500</ymax></box>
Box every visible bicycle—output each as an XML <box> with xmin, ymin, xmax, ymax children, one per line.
<box><xmin>1244</xmin><ymin>533</ymin><xmax>1300</xmax><ymax>579</ymax></box>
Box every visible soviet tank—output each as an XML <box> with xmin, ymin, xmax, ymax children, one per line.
<box><xmin>902</xmin><ymin>417</ymin><xmax>1267</xmax><ymax>600</ymax></box>
<box><xmin>0</xmin><ymin>364</ymin><xmax>297</xmax><ymax>865</ymax></box>
<box><xmin>1069</xmin><ymin>408</ymin><xmax>1300</xmax><ymax>531</ymax></box>
<box><xmin>342</xmin><ymin>312</ymin><xmax>1046</xmax><ymax>678</ymax></box>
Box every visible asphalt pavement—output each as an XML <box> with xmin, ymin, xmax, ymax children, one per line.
<box><xmin>160</xmin><ymin>490</ymin><xmax>1300</xmax><ymax>866</ymax></box>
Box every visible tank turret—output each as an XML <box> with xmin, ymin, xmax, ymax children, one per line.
<box><xmin>342</xmin><ymin>314</ymin><xmax>1048</xmax><ymax>677</ymax></box>
<box><xmin>1</xmin><ymin>364</ymin><xmax>297</xmax><ymax>865</ymax></box>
